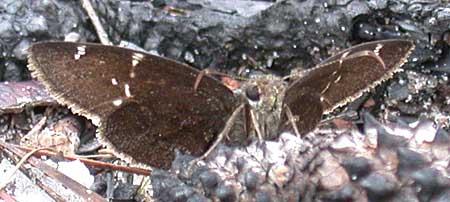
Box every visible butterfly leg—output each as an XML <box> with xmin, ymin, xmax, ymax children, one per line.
<box><xmin>249</xmin><ymin>109</ymin><xmax>264</xmax><ymax>140</ymax></box>
<box><xmin>243</xmin><ymin>103</ymin><xmax>251</xmax><ymax>139</ymax></box>
<box><xmin>284</xmin><ymin>106</ymin><xmax>302</xmax><ymax>137</ymax></box>
<box><xmin>189</xmin><ymin>104</ymin><xmax>245</xmax><ymax>167</ymax></box>
<box><xmin>194</xmin><ymin>69</ymin><xmax>211</xmax><ymax>91</ymax></box>
<box><xmin>280</xmin><ymin>88</ymin><xmax>323</xmax><ymax>136</ymax></box>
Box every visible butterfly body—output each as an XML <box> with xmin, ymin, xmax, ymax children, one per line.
<box><xmin>232</xmin><ymin>74</ymin><xmax>287</xmax><ymax>140</ymax></box>
<box><xmin>27</xmin><ymin>39</ymin><xmax>414</xmax><ymax>169</ymax></box>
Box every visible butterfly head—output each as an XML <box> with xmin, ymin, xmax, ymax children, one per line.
<box><xmin>242</xmin><ymin>75</ymin><xmax>286</xmax><ymax>113</ymax></box>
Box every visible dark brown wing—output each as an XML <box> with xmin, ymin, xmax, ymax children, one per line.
<box><xmin>321</xmin><ymin>39</ymin><xmax>413</xmax><ymax>65</ymax></box>
<box><xmin>28</xmin><ymin>42</ymin><xmax>238</xmax><ymax>169</ymax></box>
<box><xmin>280</xmin><ymin>39</ymin><xmax>414</xmax><ymax>134</ymax></box>
<box><xmin>279</xmin><ymin>87</ymin><xmax>323</xmax><ymax>135</ymax></box>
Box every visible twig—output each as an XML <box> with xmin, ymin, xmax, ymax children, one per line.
<box><xmin>15</xmin><ymin>144</ymin><xmax>151</xmax><ymax>176</ymax></box>
<box><xmin>80</xmin><ymin>0</ymin><xmax>112</xmax><ymax>45</ymax></box>
<box><xmin>0</xmin><ymin>141</ymin><xmax>107</xmax><ymax>202</ymax></box>
<box><xmin>2</xmin><ymin>147</ymin><xmax>71</xmax><ymax>202</ymax></box>
<box><xmin>0</xmin><ymin>147</ymin><xmax>48</xmax><ymax>190</ymax></box>
<box><xmin>20</xmin><ymin>116</ymin><xmax>47</xmax><ymax>145</ymax></box>
<box><xmin>0</xmin><ymin>189</ymin><xmax>16</xmax><ymax>202</ymax></box>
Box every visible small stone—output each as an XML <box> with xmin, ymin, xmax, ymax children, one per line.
<box><xmin>387</xmin><ymin>83</ymin><xmax>410</xmax><ymax>101</ymax></box>
<box><xmin>199</xmin><ymin>171</ymin><xmax>218</xmax><ymax>193</ymax></box>
<box><xmin>321</xmin><ymin>185</ymin><xmax>355</xmax><ymax>201</ymax></box>
<box><xmin>186</xmin><ymin>194</ymin><xmax>209</xmax><ymax>202</ymax></box>
<box><xmin>255</xmin><ymin>192</ymin><xmax>271</xmax><ymax>202</ymax></box>
<box><xmin>216</xmin><ymin>184</ymin><xmax>236</xmax><ymax>202</ymax></box>
<box><xmin>165</xmin><ymin>186</ymin><xmax>194</xmax><ymax>202</ymax></box>
<box><xmin>0</xmin><ymin>20</ymin><xmax>14</xmax><ymax>39</ymax></box>
<box><xmin>268</xmin><ymin>165</ymin><xmax>292</xmax><ymax>187</ymax></box>
<box><xmin>25</xmin><ymin>15</ymin><xmax>48</xmax><ymax>34</ymax></box>
<box><xmin>411</xmin><ymin>168</ymin><xmax>450</xmax><ymax>189</ymax></box>
<box><xmin>12</xmin><ymin>39</ymin><xmax>30</xmax><ymax>60</ymax></box>
<box><xmin>3</xmin><ymin>61</ymin><xmax>22</xmax><ymax>81</ymax></box>
<box><xmin>318</xmin><ymin>151</ymin><xmax>350</xmax><ymax>189</ymax></box>
<box><xmin>359</xmin><ymin>172</ymin><xmax>398</xmax><ymax>198</ymax></box>
<box><xmin>341</xmin><ymin>157</ymin><xmax>371</xmax><ymax>180</ymax></box>
<box><xmin>397</xmin><ymin>148</ymin><xmax>429</xmax><ymax>170</ymax></box>
<box><xmin>244</xmin><ymin>171</ymin><xmax>259</xmax><ymax>190</ymax></box>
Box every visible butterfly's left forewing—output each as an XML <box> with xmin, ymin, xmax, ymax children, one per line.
<box><xmin>28</xmin><ymin>42</ymin><xmax>239</xmax><ymax>169</ymax></box>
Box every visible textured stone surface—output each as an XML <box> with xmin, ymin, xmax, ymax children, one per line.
<box><xmin>152</xmin><ymin>118</ymin><xmax>449</xmax><ymax>201</ymax></box>
<box><xmin>0</xmin><ymin>0</ymin><xmax>448</xmax><ymax>79</ymax></box>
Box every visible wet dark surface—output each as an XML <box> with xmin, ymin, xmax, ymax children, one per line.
<box><xmin>0</xmin><ymin>0</ymin><xmax>448</xmax><ymax>79</ymax></box>
<box><xmin>0</xmin><ymin>0</ymin><xmax>449</xmax><ymax>201</ymax></box>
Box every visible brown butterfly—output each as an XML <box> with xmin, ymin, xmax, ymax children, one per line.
<box><xmin>27</xmin><ymin>39</ymin><xmax>414</xmax><ymax>169</ymax></box>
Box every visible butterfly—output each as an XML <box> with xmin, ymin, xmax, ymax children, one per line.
<box><xmin>27</xmin><ymin>39</ymin><xmax>414</xmax><ymax>169</ymax></box>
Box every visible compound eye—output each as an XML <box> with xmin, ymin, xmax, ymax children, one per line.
<box><xmin>245</xmin><ymin>85</ymin><xmax>260</xmax><ymax>101</ymax></box>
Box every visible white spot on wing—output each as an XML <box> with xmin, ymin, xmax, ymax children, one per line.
<box><xmin>132</xmin><ymin>52</ymin><xmax>144</xmax><ymax>66</ymax></box>
<box><xmin>124</xmin><ymin>84</ymin><xmax>131</xmax><ymax>97</ymax></box>
<box><xmin>130</xmin><ymin>52</ymin><xmax>144</xmax><ymax>78</ymax></box>
<box><xmin>74</xmin><ymin>45</ymin><xmax>86</xmax><ymax>60</ymax></box>
<box><xmin>113</xmin><ymin>99</ymin><xmax>123</xmax><ymax>106</ymax></box>
<box><xmin>111</xmin><ymin>78</ymin><xmax>118</xmax><ymax>85</ymax></box>
<box><xmin>77</xmin><ymin>46</ymin><xmax>86</xmax><ymax>52</ymax></box>
<box><xmin>132</xmin><ymin>59</ymin><xmax>139</xmax><ymax>66</ymax></box>
<box><xmin>374</xmin><ymin>43</ymin><xmax>383</xmax><ymax>56</ymax></box>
